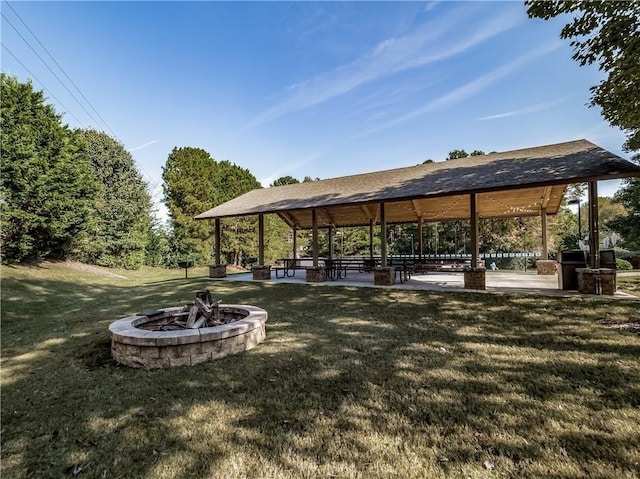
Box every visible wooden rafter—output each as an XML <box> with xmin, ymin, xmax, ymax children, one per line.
<box><xmin>319</xmin><ymin>208</ymin><xmax>335</xmax><ymax>227</ymax></box>
<box><xmin>278</xmin><ymin>211</ymin><xmax>297</xmax><ymax>228</ymax></box>
<box><xmin>411</xmin><ymin>200</ymin><xmax>424</xmax><ymax>220</ymax></box>
<box><xmin>360</xmin><ymin>205</ymin><xmax>373</xmax><ymax>220</ymax></box>
<box><xmin>540</xmin><ymin>186</ymin><xmax>553</xmax><ymax>209</ymax></box>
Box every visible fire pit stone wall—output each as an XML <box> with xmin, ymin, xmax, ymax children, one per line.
<box><xmin>109</xmin><ymin>304</ymin><xmax>267</xmax><ymax>368</ymax></box>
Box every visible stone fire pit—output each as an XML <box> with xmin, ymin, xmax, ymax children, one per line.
<box><xmin>109</xmin><ymin>293</ymin><xmax>267</xmax><ymax>368</ymax></box>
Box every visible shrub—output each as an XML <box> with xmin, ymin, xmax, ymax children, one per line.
<box><xmin>616</xmin><ymin>258</ymin><xmax>633</xmax><ymax>270</ymax></box>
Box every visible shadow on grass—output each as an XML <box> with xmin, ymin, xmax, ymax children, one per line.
<box><xmin>2</xmin><ymin>273</ymin><xmax>639</xmax><ymax>478</ymax></box>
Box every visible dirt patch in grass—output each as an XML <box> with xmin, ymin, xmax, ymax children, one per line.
<box><xmin>600</xmin><ymin>318</ymin><xmax>640</xmax><ymax>333</ymax></box>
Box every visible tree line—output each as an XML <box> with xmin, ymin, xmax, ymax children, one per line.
<box><xmin>2</xmin><ymin>73</ymin><xmax>639</xmax><ymax>270</ymax></box>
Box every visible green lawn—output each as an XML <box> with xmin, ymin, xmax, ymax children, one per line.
<box><xmin>2</xmin><ymin>262</ymin><xmax>639</xmax><ymax>478</ymax></box>
<box><xmin>618</xmin><ymin>275</ymin><xmax>640</xmax><ymax>297</ymax></box>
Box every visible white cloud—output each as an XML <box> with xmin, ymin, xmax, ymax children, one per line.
<box><xmin>128</xmin><ymin>140</ymin><xmax>158</xmax><ymax>152</ymax></box>
<box><xmin>477</xmin><ymin>97</ymin><xmax>568</xmax><ymax>121</ymax></box>
<box><xmin>247</xmin><ymin>5</ymin><xmax>523</xmax><ymax>128</ymax></box>
<box><xmin>353</xmin><ymin>41</ymin><xmax>563</xmax><ymax>138</ymax></box>
<box><xmin>258</xmin><ymin>151</ymin><xmax>324</xmax><ymax>187</ymax></box>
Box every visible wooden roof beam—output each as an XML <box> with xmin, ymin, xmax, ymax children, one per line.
<box><xmin>360</xmin><ymin>204</ymin><xmax>380</xmax><ymax>223</ymax></box>
<box><xmin>541</xmin><ymin>186</ymin><xmax>553</xmax><ymax>209</ymax></box>
<box><xmin>278</xmin><ymin>211</ymin><xmax>297</xmax><ymax>228</ymax></box>
<box><xmin>411</xmin><ymin>200</ymin><xmax>425</xmax><ymax>220</ymax></box>
<box><xmin>319</xmin><ymin>208</ymin><xmax>335</xmax><ymax>227</ymax></box>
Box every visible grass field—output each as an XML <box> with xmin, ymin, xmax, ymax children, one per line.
<box><xmin>2</xmin><ymin>262</ymin><xmax>639</xmax><ymax>478</ymax></box>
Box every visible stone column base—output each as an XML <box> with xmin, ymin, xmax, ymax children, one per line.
<box><xmin>577</xmin><ymin>268</ymin><xmax>616</xmax><ymax>295</ymax></box>
<box><xmin>536</xmin><ymin>260</ymin><xmax>556</xmax><ymax>275</ymax></box>
<box><xmin>306</xmin><ymin>266</ymin><xmax>326</xmax><ymax>282</ymax></box>
<box><xmin>464</xmin><ymin>267</ymin><xmax>486</xmax><ymax>290</ymax></box>
<box><xmin>374</xmin><ymin>266</ymin><xmax>395</xmax><ymax>286</ymax></box>
<box><xmin>252</xmin><ymin>265</ymin><xmax>271</xmax><ymax>280</ymax></box>
<box><xmin>209</xmin><ymin>264</ymin><xmax>227</xmax><ymax>278</ymax></box>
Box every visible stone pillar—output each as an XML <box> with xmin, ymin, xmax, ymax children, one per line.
<box><xmin>209</xmin><ymin>264</ymin><xmax>227</xmax><ymax>278</ymax></box>
<box><xmin>306</xmin><ymin>266</ymin><xmax>326</xmax><ymax>282</ymax></box>
<box><xmin>374</xmin><ymin>266</ymin><xmax>395</xmax><ymax>286</ymax></box>
<box><xmin>464</xmin><ymin>267</ymin><xmax>486</xmax><ymax>290</ymax></box>
<box><xmin>577</xmin><ymin>268</ymin><xmax>616</xmax><ymax>295</ymax></box>
<box><xmin>252</xmin><ymin>265</ymin><xmax>271</xmax><ymax>280</ymax></box>
<box><xmin>536</xmin><ymin>259</ymin><xmax>555</xmax><ymax>275</ymax></box>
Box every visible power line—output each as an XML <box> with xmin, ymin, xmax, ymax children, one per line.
<box><xmin>4</xmin><ymin>1</ymin><xmax>119</xmax><ymax>139</ymax></box>
<box><xmin>2</xmin><ymin>5</ymin><xmax>165</xmax><ymax>203</ymax></box>
<box><xmin>1</xmin><ymin>44</ymin><xmax>86</xmax><ymax>127</ymax></box>
<box><xmin>1</xmin><ymin>12</ymin><xmax>108</xmax><ymax>131</ymax></box>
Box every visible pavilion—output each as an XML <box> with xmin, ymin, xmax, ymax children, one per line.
<box><xmin>195</xmin><ymin>139</ymin><xmax>640</xmax><ymax>292</ymax></box>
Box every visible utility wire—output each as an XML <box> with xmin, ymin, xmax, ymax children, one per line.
<box><xmin>2</xmin><ymin>44</ymin><xmax>86</xmax><ymax>127</ymax></box>
<box><xmin>4</xmin><ymin>1</ymin><xmax>118</xmax><ymax>138</ymax></box>
<box><xmin>1</xmin><ymin>12</ymin><xmax>107</xmax><ymax>131</ymax></box>
<box><xmin>2</xmin><ymin>6</ymin><xmax>164</xmax><ymax>205</ymax></box>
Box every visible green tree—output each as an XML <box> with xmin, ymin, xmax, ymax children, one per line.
<box><xmin>445</xmin><ymin>149</ymin><xmax>485</xmax><ymax>160</ymax></box>
<box><xmin>162</xmin><ymin>147</ymin><xmax>219</xmax><ymax>264</ymax></box>
<box><xmin>0</xmin><ymin>75</ymin><xmax>96</xmax><ymax>262</ymax></box>
<box><xmin>144</xmin><ymin>220</ymin><xmax>171</xmax><ymax>267</ymax></box>
<box><xmin>552</xmin><ymin>206</ymin><xmax>580</xmax><ymax>252</ymax></box>
<box><xmin>526</xmin><ymin>1</ymin><xmax>640</xmax><ymax>151</ymax></box>
<box><xmin>75</xmin><ymin>129</ymin><xmax>152</xmax><ymax>269</ymax></box>
<box><xmin>609</xmin><ymin>178</ymin><xmax>640</xmax><ymax>249</ymax></box>
<box><xmin>447</xmin><ymin>149</ymin><xmax>469</xmax><ymax>160</ymax></box>
<box><xmin>271</xmin><ymin>176</ymin><xmax>300</xmax><ymax>187</ymax></box>
<box><xmin>162</xmin><ymin>148</ymin><xmax>265</xmax><ymax>265</ymax></box>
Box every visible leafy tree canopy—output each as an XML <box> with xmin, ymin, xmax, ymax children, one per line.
<box><xmin>446</xmin><ymin>149</ymin><xmax>469</xmax><ymax>160</ymax></box>
<box><xmin>610</xmin><ymin>178</ymin><xmax>640</xmax><ymax>249</ymax></box>
<box><xmin>271</xmin><ymin>176</ymin><xmax>300</xmax><ymax>187</ymax></box>
<box><xmin>75</xmin><ymin>129</ymin><xmax>152</xmax><ymax>269</ymax></box>
<box><xmin>0</xmin><ymin>74</ymin><xmax>96</xmax><ymax>262</ymax></box>
<box><xmin>446</xmin><ymin>149</ymin><xmax>486</xmax><ymax>160</ymax></box>
<box><xmin>162</xmin><ymin>147</ymin><xmax>262</xmax><ymax>265</ymax></box>
<box><xmin>526</xmin><ymin>0</ymin><xmax>640</xmax><ymax>151</ymax></box>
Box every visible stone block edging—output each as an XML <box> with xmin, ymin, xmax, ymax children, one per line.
<box><xmin>109</xmin><ymin>305</ymin><xmax>268</xmax><ymax>368</ymax></box>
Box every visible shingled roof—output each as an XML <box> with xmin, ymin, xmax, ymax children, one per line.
<box><xmin>195</xmin><ymin>139</ymin><xmax>640</xmax><ymax>229</ymax></box>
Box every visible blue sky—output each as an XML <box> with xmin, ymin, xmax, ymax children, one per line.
<box><xmin>1</xmin><ymin>1</ymin><xmax>629</xmax><ymax>220</ymax></box>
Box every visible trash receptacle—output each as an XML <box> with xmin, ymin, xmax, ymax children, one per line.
<box><xmin>558</xmin><ymin>250</ymin><xmax>588</xmax><ymax>290</ymax></box>
<box><xmin>599</xmin><ymin>249</ymin><xmax>617</xmax><ymax>270</ymax></box>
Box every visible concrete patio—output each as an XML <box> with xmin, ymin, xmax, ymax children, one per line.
<box><xmin>208</xmin><ymin>270</ymin><xmax>638</xmax><ymax>299</ymax></box>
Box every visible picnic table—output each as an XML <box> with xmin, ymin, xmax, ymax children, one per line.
<box><xmin>274</xmin><ymin>258</ymin><xmax>305</xmax><ymax>279</ymax></box>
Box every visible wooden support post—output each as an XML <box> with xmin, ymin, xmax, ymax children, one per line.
<box><xmin>312</xmin><ymin>209</ymin><xmax>319</xmax><ymax>267</ymax></box>
<box><xmin>418</xmin><ymin>217</ymin><xmax>423</xmax><ymax>260</ymax></box>
<box><xmin>588</xmin><ymin>181</ymin><xmax>600</xmax><ymax>269</ymax></box>
<box><xmin>292</xmin><ymin>227</ymin><xmax>297</xmax><ymax>260</ymax></box>
<box><xmin>541</xmin><ymin>208</ymin><xmax>548</xmax><ymax>260</ymax></box>
<box><xmin>369</xmin><ymin>219</ymin><xmax>374</xmax><ymax>260</ymax></box>
<box><xmin>258</xmin><ymin>214</ymin><xmax>264</xmax><ymax>266</ymax></box>
<box><xmin>328</xmin><ymin>226</ymin><xmax>334</xmax><ymax>258</ymax></box>
<box><xmin>214</xmin><ymin>218</ymin><xmax>221</xmax><ymax>265</ymax></box>
<box><xmin>470</xmin><ymin>194</ymin><xmax>480</xmax><ymax>266</ymax></box>
<box><xmin>380</xmin><ymin>202</ymin><xmax>387</xmax><ymax>267</ymax></box>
